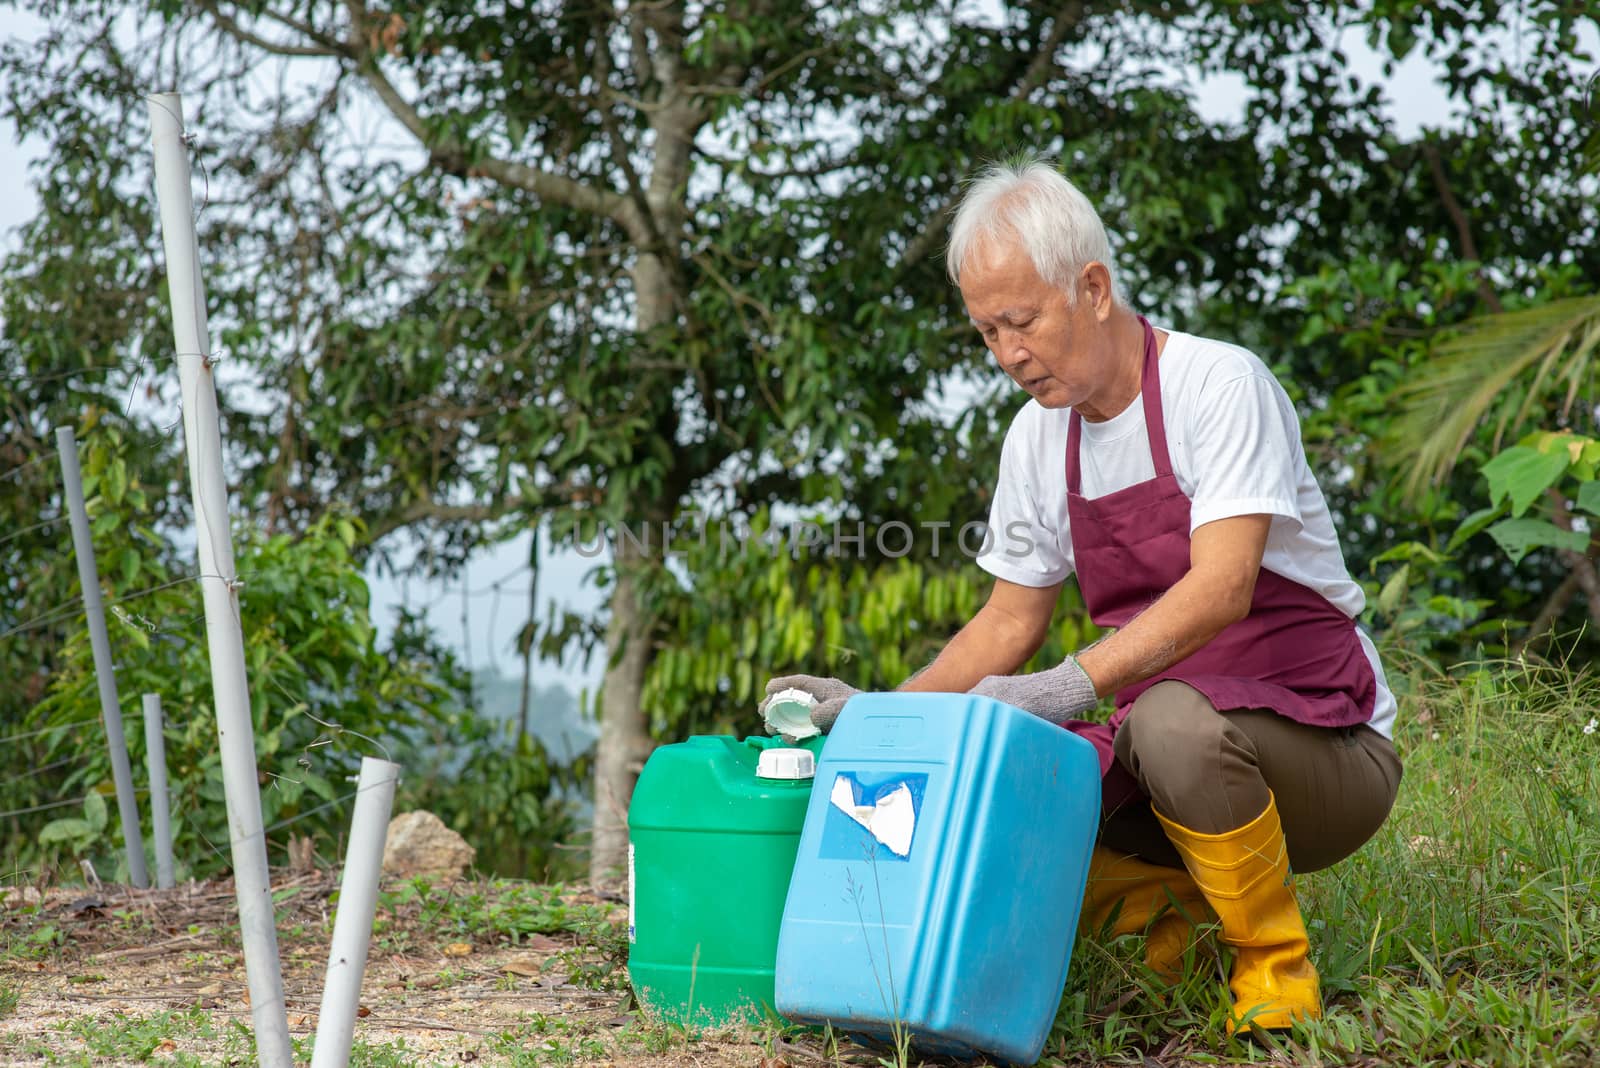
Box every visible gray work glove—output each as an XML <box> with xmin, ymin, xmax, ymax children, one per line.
<box><xmin>969</xmin><ymin>655</ymin><xmax>1099</xmax><ymax>725</ymax></box>
<box><xmin>761</xmin><ymin>674</ymin><xmax>861</xmax><ymax>736</ymax></box>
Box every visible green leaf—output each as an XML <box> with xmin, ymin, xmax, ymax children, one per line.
<box><xmin>1480</xmin><ymin>446</ymin><xmax>1570</xmax><ymax>517</ymax></box>
<box><xmin>39</xmin><ymin>818</ymin><xmax>95</xmax><ymax>846</ymax></box>
<box><xmin>118</xmin><ymin>547</ymin><xmax>139</xmax><ymax>586</ymax></box>
<box><xmin>1447</xmin><ymin>507</ymin><xmax>1504</xmax><ymax>552</ymax></box>
<box><xmin>1576</xmin><ymin>481</ymin><xmax>1600</xmax><ymax>518</ymax></box>
<box><xmin>302</xmin><ymin>771</ymin><xmax>336</xmax><ymax>803</ymax></box>
<box><xmin>103</xmin><ymin>458</ymin><xmax>127</xmax><ymax>506</ymax></box>
<box><xmin>84</xmin><ymin>790</ymin><xmax>108</xmax><ymax>831</ymax></box>
<box><xmin>1485</xmin><ymin>518</ymin><xmax>1588</xmax><ymax>565</ymax></box>
<box><xmin>1377</xmin><ymin>563</ymin><xmax>1410</xmax><ymax>616</ymax></box>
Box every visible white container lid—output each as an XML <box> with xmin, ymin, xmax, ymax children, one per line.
<box><xmin>762</xmin><ymin>687</ymin><xmax>820</xmax><ymax>740</ymax></box>
<box><xmin>756</xmin><ymin>747</ymin><xmax>816</xmax><ymax>780</ymax></box>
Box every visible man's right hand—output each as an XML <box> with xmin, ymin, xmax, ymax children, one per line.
<box><xmin>761</xmin><ymin>674</ymin><xmax>861</xmax><ymax>734</ymax></box>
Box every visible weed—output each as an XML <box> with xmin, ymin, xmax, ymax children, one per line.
<box><xmin>844</xmin><ymin>846</ymin><xmax>913</xmax><ymax>1068</ymax></box>
<box><xmin>0</xmin><ymin>981</ymin><xmax>18</xmax><ymax>1017</ymax></box>
<box><xmin>556</xmin><ymin>919</ymin><xmax>629</xmax><ymax>991</ymax></box>
<box><xmin>1040</xmin><ymin>657</ymin><xmax>1600</xmax><ymax>1066</ymax></box>
<box><xmin>26</xmin><ymin>1008</ymin><xmax>218</xmax><ymax>1066</ymax></box>
<box><xmin>492</xmin><ymin>1015</ymin><xmax>608</xmax><ymax>1066</ymax></box>
<box><xmin>346</xmin><ymin>1037</ymin><xmax>414</xmax><ymax>1066</ymax></box>
<box><xmin>383</xmin><ymin>878</ymin><xmax>607</xmax><ymax>944</ymax></box>
<box><xmin>11</xmin><ymin>921</ymin><xmax>65</xmax><ymax>960</ymax></box>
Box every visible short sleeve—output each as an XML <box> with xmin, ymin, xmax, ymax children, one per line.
<box><xmin>975</xmin><ymin>416</ymin><xmax>1073</xmax><ymax>587</ymax></box>
<box><xmin>1185</xmin><ymin>373</ymin><xmax>1303</xmax><ymax>531</ymax></box>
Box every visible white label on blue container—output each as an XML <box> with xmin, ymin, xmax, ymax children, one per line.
<box><xmin>627</xmin><ymin>842</ymin><xmax>636</xmax><ymax>943</ymax></box>
<box><xmin>824</xmin><ymin>771</ymin><xmax>927</xmax><ymax>859</ymax></box>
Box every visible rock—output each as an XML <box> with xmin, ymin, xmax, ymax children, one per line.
<box><xmin>382</xmin><ymin>810</ymin><xmax>475</xmax><ymax>879</ymax></box>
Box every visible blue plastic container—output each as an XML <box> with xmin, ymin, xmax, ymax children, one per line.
<box><xmin>774</xmin><ymin>693</ymin><xmax>1101</xmax><ymax>1066</ymax></box>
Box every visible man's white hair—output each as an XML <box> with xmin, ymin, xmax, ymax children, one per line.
<box><xmin>946</xmin><ymin>156</ymin><xmax>1120</xmax><ymax>304</ymax></box>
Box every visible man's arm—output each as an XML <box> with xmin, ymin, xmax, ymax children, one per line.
<box><xmin>1075</xmin><ymin>514</ymin><xmax>1271</xmax><ymax>696</ymax></box>
<box><xmin>898</xmin><ymin>577</ymin><xmax>1062</xmax><ymax>693</ymax></box>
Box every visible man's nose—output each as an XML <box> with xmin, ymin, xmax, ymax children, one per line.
<box><xmin>996</xmin><ymin>331</ymin><xmax>1028</xmax><ymax>371</ymax></box>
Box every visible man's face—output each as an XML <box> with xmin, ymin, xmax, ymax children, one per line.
<box><xmin>959</xmin><ymin>237</ymin><xmax>1099</xmax><ymax>411</ymax></box>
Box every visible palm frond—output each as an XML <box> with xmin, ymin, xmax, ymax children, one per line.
<box><xmin>1385</xmin><ymin>295</ymin><xmax>1600</xmax><ymax>500</ymax></box>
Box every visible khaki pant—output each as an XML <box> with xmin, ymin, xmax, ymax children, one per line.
<box><xmin>1101</xmin><ymin>680</ymin><xmax>1403</xmax><ymax>873</ymax></box>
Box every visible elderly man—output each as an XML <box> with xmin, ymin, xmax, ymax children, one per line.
<box><xmin>764</xmin><ymin>157</ymin><xmax>1401</xmax><ymax>1035</ymax></box>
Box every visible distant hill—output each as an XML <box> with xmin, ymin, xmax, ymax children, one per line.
<box><xmin>469</xmin><ymin>670</ymin><xmax>597</xmax><ymax>766</ymax></box>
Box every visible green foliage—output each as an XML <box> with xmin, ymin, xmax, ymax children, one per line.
<box><xmin>405</xmin><ymin>723</ymin><xmax>586</xmax><ymax>882</ymax></box>
<box><xmin>37</xmin><ymin>793</ymin><xmax>108</xmax><ymax>857</ymax></box>
<box><xmin>1043</xmin><ymin>657</ymin><xmax>1600</xmax><ymax>1067</ymax></box>
<box><xmin>1462</xmin><ymin>431</ymin><xmax>1600</xmax><ymax>569</ymax></box>
<box><xmin>63</xmin><ymin>1008</ymin><xmax>216</xmax><ymax>1062</ymax></box>
<box><xmin>2</xmin><ymin>0</ymin><xmax>1597</xmax><ymax>884</ymax></box>
<box><xmin>637</xmin><ymin>511</ymin><xmax>1101</xmax><ymax>738</ymax></box>
<box><xmin>0</xmin><ymin>432</ymin><xmax>575</xmax><ymax>881</ymax></box>
<box><xmin>1389</xmin><ymin>297</ymin><xmax>1600</xmax><ymax>498</ymax></box>
<box><xmin>381</xmin><ymin>877</ymin><xmax>609</xmax><ymax>945</ymax></box>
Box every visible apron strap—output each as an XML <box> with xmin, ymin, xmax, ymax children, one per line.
<box><xmin>1066</xmin><ymin>316</ymin><xmax>1170</xmax><ymax>492</ymax></box>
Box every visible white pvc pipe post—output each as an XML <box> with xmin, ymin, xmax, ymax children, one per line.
<box><xmin>56</xmin><ymin>426</ymin><xmax>150</xmax><ymax>889</ymax></box>
<box><xmin>141</xmin><ymin>693</ymin><xmax>176</xmax><ymax>889</ymax></box>
<box><xmin>311</xmin><ymin>758</ymin><xmax>400</xmax><ymax>1068</ymax></box>
<box><xmin>147</xmin><ymin>91</ymin><xmax>292</xmax><ymax>1068</ymax></box>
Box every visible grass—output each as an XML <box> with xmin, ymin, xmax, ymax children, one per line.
<box><xmin>1042</xmin><ymin>654</ymin><xmax>1600</xmax><ymax>1066</ymax></box>
<box><xmin>17</xmin><ymin>1008</ymin><xmax>221</xmax><ymax>1066</ymax></box>
<box><xmin>3</xmin><ymin>658</ymin><xmax>1596</xmax><ymax>1066</ymax></box>
<box><xmin>14</xmin><ymin>1011</ymin><xmax>428</xmax><ymax>1068</ymax></box>
<box><xmin>379</xmin><ymin>877</ymin><xmax>609</xmax><ymax>943</ymax></box>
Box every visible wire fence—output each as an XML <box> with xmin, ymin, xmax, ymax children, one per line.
<box><xmin>0</xmin><ymin>114</ymin><xmax>518</xmax><ymax>889</ymax></box>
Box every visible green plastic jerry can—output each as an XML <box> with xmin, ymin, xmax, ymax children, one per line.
<box><xmin>627</xmin><ymin>734</ymin><xmax>824</xmax><ymax>1026</ymax></box>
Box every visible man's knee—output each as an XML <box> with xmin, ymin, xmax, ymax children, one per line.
<box><xmin>1117</xmin><ymin>681</ymin><xmax>1227</xmax><ymax>772</ymax></box>
<box><xmin>1115</xmin><ymin>682</ymin><xmax>1244</xmax><ymax>824</ymax></box>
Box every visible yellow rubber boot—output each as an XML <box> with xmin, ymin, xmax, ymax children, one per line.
<box><xmin>1080</xmin><ymin>846</ymin><xmax>1212</xmax><ymax>980</ymax></box>
<box><xmin>1155</xmin><ymin>794</ymin><xmax>1320</xmax><ymax>1034</ymax></box>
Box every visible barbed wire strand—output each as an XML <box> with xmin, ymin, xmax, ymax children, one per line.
<box><xmin>0</xmin><ymin>718</ymin><xmax>101</xmax><ymax>747</ymax></box>
<box><xmin>0</xmin><ymin>570</ymin><xmax>252</xmax><ymax>645</ymax></box>
<box><xmin>192</xmin><ymin>783</ymin><xmax>372</xmax><ymax>865</ymax></box>
<box><xmin>0</xmin><ymin>757</ymin><xmax>81</xmax><ymax>790</ymax></box>
<box><xmin>296</xmin><ymin>707</ymin><xmax>393</xmax><ymax>764</ymax></box>
<box><xmin>0</xmin><ymin>794</ymin><xmax>91</xmax><ymax>821</ymax></box>
<box><xmin>0</xmin><ymin>515</ymin><xmax>68</xmax><ymax>551</ymax></box>
<box><xmin>264</xmin><ymin>787</ymin><xmax>363</xmax><ymax>837</ymax></box>
<box><xmin>0</xmin><ymin>454</ymin><xmax>51</xmax><ymax>486</ymax></box>
<box><xmin>408</xmin><ymin>561</ymin><xmax>535</xmax><ymax>618</ymax></box>
<box><xmin>2</xmin><ymin>364</ymin><xmax>127</xmax><ymax>386</ymax></box>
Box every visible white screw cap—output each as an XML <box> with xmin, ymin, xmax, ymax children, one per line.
<box><xmin>756</xmin><ymin>747</ymin><xmax>816</xmax><ymax>780</ymax></box>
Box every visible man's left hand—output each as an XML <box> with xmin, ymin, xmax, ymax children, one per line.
<box><xmin>969</xmin><ymin>655</ymin><xmax>1100</xmax><ymax>725</ymax></box>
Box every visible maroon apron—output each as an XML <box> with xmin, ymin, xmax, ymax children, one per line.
<box><xmin>1062</xmin><ymin>318</ymin><xmax>1377</xmax><ymax>812</ymax></box>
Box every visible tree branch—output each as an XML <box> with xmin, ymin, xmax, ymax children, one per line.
<box><xmin>1546</xmin><ymin>488</ymin><xmax>1600</xmax><ymax>627</ymax></box>
<box><xmin>336</xmin><ymin>0</ymin><xmax>648</xmax><ymax>242</ymax></box>
<box><xmin>591</xmin><ymin>13</ymin><xmax>667</xmax><ymax>257</ymax></box>
<box><xmin>1513</xmin><ymin>569</ymin><xmax>1581</xmax><ymax>655</ymax></box>
<box><xmin>1422</xmin><ymin>140</ymin><xmax>1503</xmax><ymax>315</ymax></box>
<box><xmin>900</xmin><ymin>1</ymin><xmax>1086</xmax><ymax>271</ymax></box>
<box><xmin>196</xmin><ymin>1</ymin><xmax>340</xmax><ymax>57</ymax></box>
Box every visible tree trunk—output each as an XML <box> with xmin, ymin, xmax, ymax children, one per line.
<box><xmin>589</xmin><ymin>534</ymin><xmax>655</xmax><ymax>886</ymax></box>
<box><xmin>586</xmin><ymin>12</ymin><xmax>697</xmax><ymax>888</ymax></box>
<box><xmin>585</xmin><ymin>256</ymin><xmax>680</xmax><ymax>886</ymax></box>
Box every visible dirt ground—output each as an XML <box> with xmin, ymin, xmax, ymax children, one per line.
<box><xmin>0</xmin><ymin>874</ymin><xmax>839</xmax><ymax>1067</ymax></box>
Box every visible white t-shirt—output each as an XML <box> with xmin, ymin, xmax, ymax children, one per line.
<box><xmin>976</xmin><ymin>328</ymin><xmax>1396</xmax><ymax>738</ymax></box>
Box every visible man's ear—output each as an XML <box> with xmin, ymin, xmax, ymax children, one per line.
<box><xmin>1080</xmin><ymin>262</ymin><xmax>1115</xmax><ymax>320</ymax></box>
